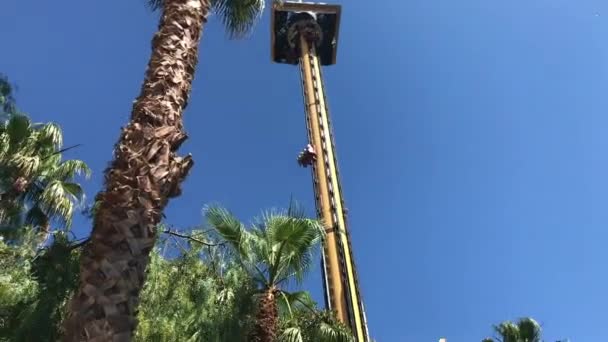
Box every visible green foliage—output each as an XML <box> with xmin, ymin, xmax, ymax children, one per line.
<box><xmin>207</xmin><ymin>204</ymin><xmax>353</xmax><ymax>341</ymax></box>
<box><xmin>0</xmin><ymin>77</ymin><xmax>90</xmax><ymax>241</ymax></box>
<box><xmin>0</xmin><ymin>74</ymin><xmax>16</xmax><ymax>117</ymax></box>
<box><xmin>0</xmin><ymin>233</ymin><xmax>38</xmax><ymax>317</ymax></box>
<box><xmin>278</xmin><ymin>309</ymin><xmax>354</xmax><ymax>342</ymax></box>
<box><xmin>483</xmin><ymin>317</ymin><xmax>550</xmax><ymax>342</ymax></box>
<box><xmin>0</xmin><ymin>233</ymin><xmax>80</xmax><ymax>342</ymax></box>
<box><xmin>205</xmin><ymin>203</ymin><xmax>325</xmax><ymax>288</ymax></box>
<box><xmin>135</xmin><ymin>234</ymin><xmax>256</xmax><ymax>342</ymax></box>
<box><xmin>276</xmin><ymin>287</ymin><xmax>354</xmax><ymax>342</ymax></box>
<box><xmin>136</xmin><ymin>217</ymin><xmax>352</xmax><ymax>342</ymax></box>
<box><xmin>211</xmin><ymin>0</ymin><xmax>266</xmax><ymax>39</ymax></box>
<box><xmin>0</xmin><ymin>207</ymin><xmax>351</xmax><ymax>341</ymax></box>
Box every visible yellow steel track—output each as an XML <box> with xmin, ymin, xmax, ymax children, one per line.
<box><xmin>298</xmin><ymin>35</ymin><xmax>369</xmax><ymax>342</ymax></box>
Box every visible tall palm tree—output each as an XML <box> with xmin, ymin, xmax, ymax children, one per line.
<box><xmin>482</xmin><ymin>317</ymin><xmax>542</xmax><ymax>342</ymax></box>
<box><xmin>0</xmin><ymin>114</ymin><xmax>90</xmax><ymax>243</ymax></box>
<box><xmin>62</xmin><ymin>0</ymin><xmax>267</xmax><ymax>340</ymax></box>
<box><xmin>206</xmin><ymin>204</ymin><xmax>329</xmax><ymax>342</ymax></box>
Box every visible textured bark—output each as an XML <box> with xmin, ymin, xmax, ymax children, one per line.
<box><xmin>62</xmin><ymin>0</ymin><xmax>209</xmax><ymax>340</ymax></box>
<box><xmin>249</xmin><ymin>288</ymin><xmax>279</xmax><ymax>342</ymax></box>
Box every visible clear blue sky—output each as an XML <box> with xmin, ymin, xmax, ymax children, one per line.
<box><xmin>2</xmin><ymin>0</ymin><xmax>608</xmax><ymax>340</ymax></box>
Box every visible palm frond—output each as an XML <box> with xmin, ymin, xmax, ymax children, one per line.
<box><xmin>495</xmin><ymin>321</ymin><xmax>520</xmax><ymax>342</ymax></box>
<box><xmin>0</xmin><ymin>201</ymin><xmax>25</xmax><ymax>228</ymax></box>
<box><xmin>11</xmin><ymin>154</ymin><xmax>41</xmax><ymax>178</ymax></box>
<box><xmin>38</xmin><ymin>181</ymin><xmax>74</xmax><ymax>227</ymax></box>
<box><xmin>315</xmin><ymin>321</ymin><xmax>355</xmax><ymax>342</ymax></box>
<box><xmin>280</xmin><ymin>250</ymin><xmax>314</xmax><ymax>285</ymax></box>
<box><xmin>24</xmin><ymin>205</ymin><xmax>48</xmax><ymax>228</ymax></box>
<box><xmin>42</xmin><ymin>152</ymin><xmax>61</xmax><ymax>167</ymax></box>
<box><xmin>211</xmin><ymin>0</ymin><xmax>265</xmax><ymax>39</ymax></box>
<box><xmin>287</xmin><ymin>198</ymin><xmax>306</xmax><ymax>219</ymax></box>
<box><xmin>146</xmin><ymin>0</ymin><xmax>164</xmax><ymax>11</ymax></box>
<box><xmin>6</xmin><ymin>115</ymin><xmax>31</xmax><ymax>147</ymax></box>
<box><xmin>279</xmin><ymin>327</ymin><xmax>304</xmax><ymax>342</ymax></box>
<box><xmin>205</xmin><ymin>205</ymin><xmax>251</xmax><ymax>259</ymax></box>
<box><xmin>0</xmin><ymin>132</ymin><xmax>9</xmax><ymax>160</ymax></box>
<box><xmin>38</xmin><ymin>123</ymin><xmax>63</xmax><ymax>149</ymax></box>
<box><xmin>144</xmin><ymin>0</ymin><xmax>270</xmax><ymax>44</ymax></box>
<box><xmin>0</xmin><ymin>86</ymin><xmax>88</xmax><ymax>236</ymax></box>
<box><xmin>60</xmin><ymin>182</ymin><xmax>85</xmax><ymax>202</ymax></box>
<box><xmin>277</xmin><ymin>290</ymin><xmax>316</xmax><ymax>317</ymax></box>
<box><xmin>266</xmin><ymin>216</ymin><xmax>324</xmax><ymax>284</ymax></box>
<box><xmin>46</xmin><ymin>159</ymin><xmax>91</xmax><ymax>181</ymax></box>
<box><xmin>217</xmin><ymin>287</ymin><xmax>235</xmax><ymax>305</ymax></box>
<box><xmin>267</xmin><ymin>216</ymin><xmax>324</xmax><ymax>252</ymax></box>
<box><xmin>516</xmin><ymin>318</ymin><xmax>541</xmax><ymax>342</ymax></box>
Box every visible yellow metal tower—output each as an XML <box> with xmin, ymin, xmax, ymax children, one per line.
<box><xmin>271</xmin><ymin>2</ymin><xmax>370</xmax><ymax>341</ymax></box>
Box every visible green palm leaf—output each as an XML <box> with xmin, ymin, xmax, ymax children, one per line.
<box><xmin>517</xmin><ymin>318</ymin><xmax>541</xmax><ymax>342</ymax></box>
<box><xmin>61</xmin><ymin>182</ymin><xmax>85</xmax><ymax>201</ymax></box>
<box><xmin>37</xmin><ymin>123</ymin><xmax>63</xmax><ymax>148</ymax></box>
<box><xmin>0</xmin><ymin>132</ymin><xmax>9</xmax><ymax>160</ymax></box>
<box><xmin>487</xmin><ymin>317</ymin><xmax>544</xmax><ymax>342</ymax></box>
<box><xmin>11</xmin><ymin>154</ymin><xmax>41</xmax><ymax>178</ymax></box>
<box><xmin>45</xmin><ymin>159</ymin><xmax>91</xmax><ymax>181</ymax></box>
<box><xmin>211</xmin><ymin>0</ymin><xmax>265</xmax><ymax>38</ymax></box>
<box><xmin>277</xmin><ymin>290</ymin><xmax>316</xmax><ymax>317</ymax></box>
<box><xmin>315</xmin><ymin>321</ymin><xmax>354</xmax><ymax>342</ymax></box>
<box><xmin>279</xmin><ymin>327</ymin><xmax>304</xmax><ymax>342</ymax></box>
<box><xmin>267</xmin><ymin>216</ymin><xmax>324</xmax><ymax>284</ymax></box>
<box><xmin>6</xmin><ymin>115</ymin><xmax>31</xmax><ymax>147</ymax></box>
<box><xmin>205</xmin><ymin>205</ymin><xmax>251</xmax><ymax>258</ymax></box>
<box><xmin>495</xmin><ymin>321</ymin><xmax>520</xmax><ymax>342</ymax></box>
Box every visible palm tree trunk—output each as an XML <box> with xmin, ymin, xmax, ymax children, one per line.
<box><xmin>62</xmin><ymin>0</ymin><xmax>209</xmax><ymax>340</ymax></box>
<box><xmin>250</xmin><ymin>288</ymin><xmax>279</xmax><ymax>342</ymax></box>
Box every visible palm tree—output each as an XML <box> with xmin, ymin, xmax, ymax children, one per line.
<box><xmin>483</xmin><ymin>317</ymin><xmax>542</xmax><ymax>342</ymax></box>
<box><xmin>0</xmin><ymin>114</ymin><xmax>90</xmax><ymax>243</ymax></box>
<box><xmin>206</xmin><ymin>204</ymin><xmax>328</xmax><ymax>342</ymax></box>
<box><xmin>62</xmin><ymin>0</ymin><xmax>268</xmax><ymax>340</ymax></box>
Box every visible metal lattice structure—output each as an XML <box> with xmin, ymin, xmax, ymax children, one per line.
<box><xmin>271</xmin><ymin>2</ymin><xmax>370</xmax><ymax>341</ymax></box>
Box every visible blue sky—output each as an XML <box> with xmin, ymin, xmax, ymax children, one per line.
<box><xmin>2</xmin><ymin>0</ymin><xmax>608</xmax><ymax>340</ymax></box>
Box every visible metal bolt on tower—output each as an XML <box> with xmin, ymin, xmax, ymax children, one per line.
<box><xmin>271</xmin><ymin>2</ymin><xmax>370</xmax><ymax>341</ymax></box>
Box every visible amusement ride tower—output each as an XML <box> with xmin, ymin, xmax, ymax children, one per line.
<box><xmin>270</xmin><ymin>2</ymin><xmax>370</xmax><ymax>341</ymax></box>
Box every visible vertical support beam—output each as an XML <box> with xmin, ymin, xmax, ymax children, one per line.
<box><xmin>299</xmin><ymin>51</ymin><xmax>334</xmax><ymax>315</ymax></box>
<box><xmin>299</xmin><ymin>35</ymin><xmax>348</xmax><ymax>323</ymax></box>
<box><xmin>298</xmin><ymin>35</ymin><xmax>368</xmax><ymax>342</ymax></box>
<box><xmin>309</xmin><ymin>45</ymin><xmax>366</xmax><ymax>340</ymax></box>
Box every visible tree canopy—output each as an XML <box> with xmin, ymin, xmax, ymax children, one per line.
<box><xmin>0</xmin><ymin>76</ymin><xmax>90</xmax><ymax>244</ymax></box>
<box><xmin>0</xmin><ymin>224</ymin><xmax>353</xmax><ymax>342</ymax></box>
